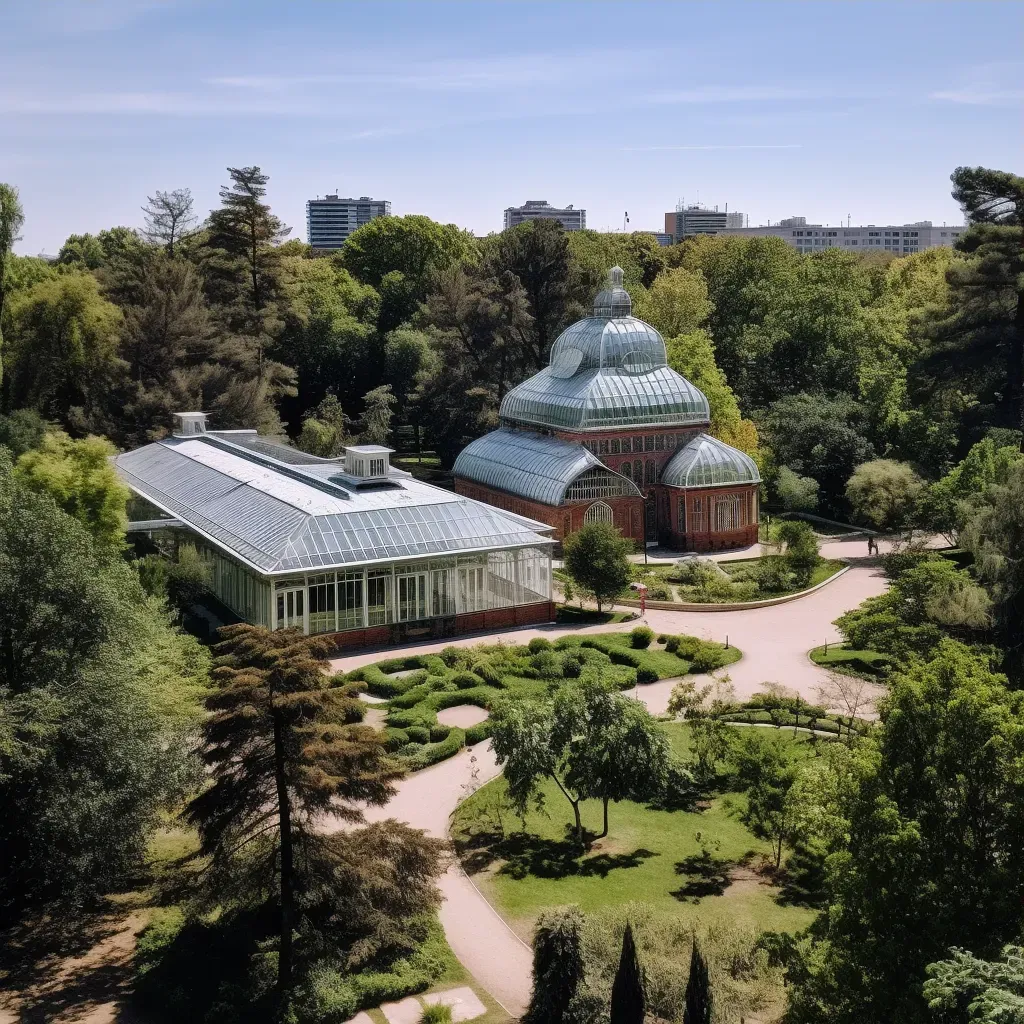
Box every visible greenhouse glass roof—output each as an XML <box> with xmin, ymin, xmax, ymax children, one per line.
<box><xmin>661</xmin><ymin>433</ymin><xmax>761</xmax><ymax>489</ymax></box>
<box><xmin>114</xmin><ymin>433</ymin><xmax>553</xmax><ymax>575</ymax></box>
<box><xmin>499</xmin><ymin>267</ymin><xmax>710</xmax><ymax>432</ymax></box>
<box><xmin>454</xmin><ymin>429</ymin><xmax>641</xmax><ymax>505</ymax></box>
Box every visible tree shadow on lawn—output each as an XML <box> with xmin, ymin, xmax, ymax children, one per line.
<box><xmin>669</xmin><ymin>852</ymin><xmax>733</xmax><ymax>902</ymax></box>
<box><xmin>459</xmin><ymin>826</ymin><xmax>658</xmax><ymax>881</ymax></box>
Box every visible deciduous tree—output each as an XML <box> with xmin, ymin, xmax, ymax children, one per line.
<box><xmin>563</xmin><ymin>521</ymin><xmax>632</xmax><ymax>612</ymax></box>
<box><xmin>0</xmin><ymin>182</ymin><xmax>25</xmax><ymax>390</ymax></box>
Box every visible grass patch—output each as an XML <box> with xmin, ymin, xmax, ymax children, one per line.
<box><xmin>451</xmin><ymin>721</ymin><xmax>817</xmax><ymax>942</ymax></box>
<box><xmin>809</xmin><ymin>643</ymin><xmax>892</xmax><ymax>679</ymax></box>
<box><xmin>555</xmin><ymin>605</ymin><xmax>636</xmax><ymax>625</ymax></box>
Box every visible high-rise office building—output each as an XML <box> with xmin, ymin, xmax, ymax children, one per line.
<box><xmin>664</xmin><ymin>204</ymin><xmax>745</xmax><ymax>239</ymax></box>
<box><xmin>306</xmin><ymin>194</ymin><xmax>391</xmax><ymax>250</ymax></box>
<box><xmin>504</xmin><ymin>200</ymin><xmax>585</xmax><ymax>232</ymax></box>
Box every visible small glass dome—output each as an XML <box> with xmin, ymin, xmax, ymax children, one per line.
<box><xmin>593</xmin><ymin>265</ymin><xmax>632</xmax><ymax>317</ymax></box>
<box><xmin>661</xmin><ymin>433</ymin><xmax>761</xmax><ymax>489</ymax></box>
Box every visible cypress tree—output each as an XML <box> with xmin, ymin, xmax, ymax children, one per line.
<box><xmin>610</xmin><ymin>921</ymin><xmax>645</xmax><ymax>1024</ymax></box>
<box><xmin>684</xmin><ymin>937</ymin><xmax>713</xmax><ymax>1024</ymax></box>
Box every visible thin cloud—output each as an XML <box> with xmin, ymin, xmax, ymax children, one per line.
<box><xmin>622</xmin><ymin>144</ymin><xmax>803</xmax><ymax>152</ymax></box>
<box><xmin>931</xmin><ymin>88</ymin><xmax>1024</xmax><ymax>105</ymax></box>
<box><xmin>645</xmin><ymin>86</ymin><xmax>812</xmax><ymax>104</ymax></box>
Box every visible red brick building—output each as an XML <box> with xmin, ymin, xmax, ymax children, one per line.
<box><xmin>454</xmin><ymin>267</ymin><xmax>760</xmax><ymax>552</ymax></box>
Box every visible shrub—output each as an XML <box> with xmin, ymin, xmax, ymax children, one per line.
<box><xmin>383</xmin><ymin>727</ymin><xmax>410</xmax><ymax>752</ymax></box>
<box><xmin>630</xmin><ymin>625</ymin><xmax>655</xmax><ymax>649</ymax></box>
<box><xmin>743</xmin><ymin>555</ymin><xmax>792</xmax><ymax>594</ymax></box>
<box><xmin>664</xmin><ymin>636</ymin><xmax>680</xmax><ymax>654</ymax></box>
<box><xmin>429</xmin><ymin>723</ymin><xmax>451</xmax><ymax>742</ymax></box>
<box><xmin>561</xmin><ymin>653</ymin><xmax>584</xmax><ymax>679</ymax></box>
<box><xmin>690</xmin><ymin>641</ymin><xmax>728</xmax><ymax>673</ymax></box>
<box><xmin>607</xmin><ymin>648</ymin><xmax>643</xmax><ymax>670</ymax></box>
<box><xmin>646</xmin><ymin>584</ymin><xmax>672</xmax><ymax>600</ymax></box>
<box><xmin>405</xmin><ymin>726</ymin><xmax>430</xmax><ymax>744</ymax></box>
<box><xmin>465</xmin><ymin>722</ymin><xmax>491</xmax><ymax>745</ymax></box>
<box><xmin>528</xmin><ymin>637</ymin><xmax>552</xmax><ymax>653</ymax></box>
<box><xmin>636</xmin><ymin>666</ymin><xmax>658</xmax><ymax>685</ymax></box>
<box><xmin>403</xmin><ymin>729</ymin><xmax>466</xmax><ymax>771</ymax></box>
<box><xmin>673</xmin><ymin>558</ymin><xmax>724</xmax><ymax>588</ymax></box>
<box><xmin>452</xmin><ymin>670</ymin><xmax>484</xmax><ymax>690</ymax></box>
<box><xmin>471</xmin><ymin>659</ymin><xmax>504</xmax><ymax>686</ymax></box>
<box><xmin>531</xmin><ymin>650</ymin><xmax>563</xmax><ymax>678</ymax></box>
<box><xmin>420</xmin><ymin>1005</ymin><xmax>453</xmax><ymax>1024</ymax></box>
<box><xmin>440</xmin><ymin>646</ymin><xmax>468</xmax><ymax>669</ymax></box>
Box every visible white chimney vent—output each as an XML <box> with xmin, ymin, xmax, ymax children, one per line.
<box><xmin>343</xmin><ymin>444</ymin><xmax>393</xmax><ymax>479</ymax></box>
<box><xmin>172</xmin><ymin>411</ymin><xmax>208</xmax><ymax>437</ymax></box>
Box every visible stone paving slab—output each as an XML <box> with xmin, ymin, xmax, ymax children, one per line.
<box><xmin>423</xmin><ymin>986</ymin><xmax>488</xmax><ymax>1021</ymax></box>
<box><xmin>342</xmin><ymin>1013</ymin><xmax>375</xmax><ymax>1024</ymax></box>
<box><xmin>380</xmin><ymin>996</ymin><xmax>423</xmax><ymax>1024</ymax></box>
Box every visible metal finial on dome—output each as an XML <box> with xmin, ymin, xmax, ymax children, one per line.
<box><xmin>593</xmin><ymin>265</ymin><xmax>632</xmax><ymax>318</ymax></box>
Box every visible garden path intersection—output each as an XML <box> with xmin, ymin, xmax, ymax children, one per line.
<box><xmin>326</xmin><ymin>534</ymin><xmax>910</xmax><ymax>1015</ymax></box>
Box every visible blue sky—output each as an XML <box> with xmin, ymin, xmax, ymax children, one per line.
<box><xmin>3</xmin><ymin>0</ymin><xmax>1022</xmax><ymax>254</ymax></box>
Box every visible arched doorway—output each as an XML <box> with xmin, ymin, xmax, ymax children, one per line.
<box><xmin>585</xmin><ymin>501</ymin><xmax>614</xmax><ymax>525</ymax></box>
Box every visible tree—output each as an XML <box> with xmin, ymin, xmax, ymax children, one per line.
<box><xmin>141</xmin><ymin>188</ymin><xmax>197</xmax><ymax>257</ymax></box>
<box><xmin>962</xmin><ymin>461</ymin><xmax>1024</xmax><ymax>681</ymax></box>
<box><xmin>185</xmin><ymin>625</ymin><xmax>404</xmax><ymax>998</ymax></box>
<box><xmin>0</xmin><ymin>452</ymin><xmax>205</xmax><ymax>908</ymax></box>
<box><xmin>560</xmin><ymin>681</ymin><xmax>669</xmax><ymax>838</ymax></box>
<box><xmin>684</xmin><ymin>937</ymin><xmax>713</xmax><ymax>1024</ymax></box>
<box><xmin>360</xmin><ymin>383</ymin><xmax>396</xmax><ymax>445</ymax></box>
<box><xmin>15</xmin><ymin>431</ymin><xmax>129</xmax><ymax>550</ymax></box>
<box><xmin>925</xmin><ymin>945</ymin><xmax>1024</xmax><ymax>1024</ymax></box>
<box><xmin>775</xmin><ymin>465</ymin><xmax>820</xmax><ymax>512</ymax></box>
<box><xmin>667</xmin><ymin>676</ymin><xmax>736</xmax><ymax>784</ymax></box>
<box><xmin>788</xmin><ymin>642</ymin><xmax>1024</xmax><ymax>1024</ymax></box>
<box><xmin>297</xmin><ymin>393</ymin><xmax>347</xmax><ymax>457</ymax></box>
<box><xmin>611</xmin><ymin>922</ymin><xmax>646</xmax><ymax>1024</ymax></box>
<box><xmin>816</xmin><ymin>671</ymin><xmax>874</xmax><ymax>744</ymax></box>
<box><xmin>732</xmin><ymin>730</ymin><xmax>800</xmax><ymax>867</ymax></box>
<box><xmin>3</xmin><ymin>271</ymin><xmax>124</xmax><ymax>430</ymax></box>
<box><xmin>0</xmin><ymin>182</ymin><xmax>25</xmax><ymax>390</ymax></box>
<box><xmin>523</xmin><ymin>906</ymin><xmax>587</xmax><ymax>1024</ymax></box>
<box><xmin>635</xmin><ymin>266</ymin><xmax>713</xmax><ymax>338</ymax></box>
<box><xmin>846</xmin><ymin>458</ymin><xmax>926</xmax><ymax>533</ymax></box>
<box><xmin>777</xmin><ymin>519</ymin><xmax>820</xmax><ymax>587</ymax></box>
<box><xmin>563</xmin><ymin>521</ymin><xmax>632</xmax><ymax>612</ymax></box>
<box><xmin>0</xmin><ymin>408</ymin><xmax>46</xmax><ymax>458</ymax></box>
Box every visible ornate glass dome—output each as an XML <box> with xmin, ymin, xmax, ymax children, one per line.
<box><xmin>500</xmin><ymin>267</ymin><xmax>710</xmax><ymax>432</ymax></box>
<box><xmin>661</xmin><ymin>433</ymin><xmax>761</xmax><ymax>489</ymax></box>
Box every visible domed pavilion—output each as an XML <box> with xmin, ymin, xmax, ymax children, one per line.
<box><xmin>454</xmin><ymin>268</ymin><xmax>760</xmax><ymax>551</ymax></box>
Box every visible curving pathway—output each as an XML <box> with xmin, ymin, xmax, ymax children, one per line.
<box><xmin>328</xmin><ymin>536</ymin><xmax>908</xmax><ymax>1015</ymax></box>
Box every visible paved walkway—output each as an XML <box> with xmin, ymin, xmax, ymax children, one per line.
<box><xmin>328</xmin><ymin>535</ymin><xmax>921</xmax><ymax>1015</ymax></box>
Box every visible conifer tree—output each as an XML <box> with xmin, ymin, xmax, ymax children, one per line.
<box><xmin>186</xmin><ymin>625</ymin><xmax>404</xmax><ymax>1000</ymax></box>
<box><xmin>610</xmin><ymin>922</ymin><xmax>645</xmax><ymax>1024</ymax></box>
<box><xmin>684</xmin><ymin>937</ymin><xmax>713</xmax><ymax>1024</ymax></box>
<box><xmin>524</xmin><ymin>905</ymin><xmax>587</xmax><ymax>1024</ymax></box>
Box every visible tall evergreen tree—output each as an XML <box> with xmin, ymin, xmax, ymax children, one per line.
<box><xmin>610</xmin><ymin>922</ymin><xmax>646</xmax><ymax>1024</ymax></box>
<box><xmin>684</xmin><ymin>937</ymin><xmax>713</xmax><ymax>1024</ymax></box>
<box><xmin>523</xmin><ymin>906</ymin><xmax>587</xmax><ymax>1024</ymax></box>
<box><xmin>186</xmin><ymin>625</ymin><xmax>404</xmax><ymax>1000</ymax></box>
<box><xmin>360</xmin><ymin>383</ymin><xmax>396</xmax><ymax>445</ymax></box>
<box><xmin>0</xmin><ymin>183</ymin><xmax>25</xmax><ymax>391</ymax></box>
<box><xmin>141</xmin><ymin>188</ymin><xmax>197</xmax><ymax>258</ymax></box>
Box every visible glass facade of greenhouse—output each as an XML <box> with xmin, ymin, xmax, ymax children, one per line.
<box><xmin>117</xmin><ymin>416</ymin><xmax>556</xmax><ymax>645</ymax></box>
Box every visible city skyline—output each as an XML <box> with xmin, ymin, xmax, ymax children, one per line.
<box><xmin>3</xmin><ymin>0</ymin><xmax>1022</xmax><ymax>254</ymax></box>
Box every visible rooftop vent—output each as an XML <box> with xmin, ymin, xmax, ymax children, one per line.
<box><xmin>343</xmin><ymin>444</ymin><xmax>393</xmax><ymax>480</ymax></box>
<box><xmin>172</xmin><ymin>411</ymin><xmax>208</xmax><ymax>437</ymax></box>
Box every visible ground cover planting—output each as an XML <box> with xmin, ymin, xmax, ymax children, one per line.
<box><xmin>809</xmin><ymin>643</ymin><xmax>893</xmax><ymax>679</ymax></box>
<box><xmin>336</xmin><ymin>631</ymin><xmax>741</xmax><ymax>771</ymax></box>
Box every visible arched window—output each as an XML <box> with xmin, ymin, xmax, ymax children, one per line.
<box><xmin>677</xmin><ymin>497</ymin><xmax>687</xmax><ymax>532</ymax></box>
<box><xmin>633</xmin><ymin>459</ymin><xmax>643</xmax><ymax>484</ymax></box>
<box><xmin>621</xmin><ymin>461</ymin><xmax>632</xmax><ymax>482</ymax></box>
<box><xmin>714</xmin><ymin>494</ymin><xmax>742</xmax><ymax>532</ymax></box>
<box><xmin>585</xmin><ymin>501</ymin><xmax>614</xmax><ymax>525</ymax></box>
<box><xmin>645</xmin><ymin>459</ymin><xmax>657</xmax><ymax>486</ymax></box>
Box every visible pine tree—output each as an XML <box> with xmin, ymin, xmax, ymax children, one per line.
<box><xmin>185</xmin><ymin>625</ymin><xmax>404</xmax><ymax>1000</ymax></box>
<box><xmin>610</xmin><ymin>922</ymin><xmax>645</xmax><ymax>1024</ymax></box>
<box><xmin>360</xmin><ymin>383</ymin><xmax>396</xmax><ymax>445</ymax></box>
<box><xmin>684</xmin><ymin>937</ymin><xmax>713</xmax><ymax>1024</ymax></box>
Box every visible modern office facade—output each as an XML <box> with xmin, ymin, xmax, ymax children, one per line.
<box><xmin>504</xmin><ymin>200</ymin><xmax>586</xmax><ymax>232</ymax></box>
<box><xmin>664</xmin><ymin>205</ymin><xmax>746</xmax><ymax>239</ymax></box>
<box><xmin>712</xmin><ymin>219</ymin><xmax>965</xmax><ymax>254</ymax></box>
<box><xmin>306</xmin><ymin>195</ymin><xmax>391</xmax><ymax>250</ymax></box>
<box><xmin>454</xmin><ymin>268</ymin><xmax>760</xmax><ymax>552</ymax></box>
<box><xmin>116</xmin><ymin>414</ymin><xmax>555</xmax><ymax>646</ymax></box>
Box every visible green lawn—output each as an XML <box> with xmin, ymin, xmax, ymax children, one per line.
<box><xmin>809</xmin><ymin>643</ymin><xmax>892</xmax><ymax>679</ymax></box>
<box><xmin>451</xmin><ymin>723</ymin><xmax>818</xmax><ymax>943</ymax></box>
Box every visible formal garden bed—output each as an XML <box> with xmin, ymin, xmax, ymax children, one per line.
<box><xmin>336</xmin><ymin>630</ymin><xmax>741</xmax><ymax>772</ymax></box>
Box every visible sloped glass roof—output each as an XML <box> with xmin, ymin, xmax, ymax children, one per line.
<box><xmin>499</xmin><ymin>266</ymin><xmax>710</xmax><ymax>432</ymax></box>
<box><xmin>500</xmin><ymin>365</ymin><xmax>710</xmax><ymax>431</ymax></box>
<box><xmin>661</xmin><ymin>433</ymin><xmax>761</xmax><ymax>489</ymax></box>
<box><xmin>454</xmin><ymin>428</ymin><xmax>641</xmax><ymax>505</ymax></box>
<box><xmin>114</xmin><ymin>434</ymin><xmax>553</xmax><ymax>574</ymax></box>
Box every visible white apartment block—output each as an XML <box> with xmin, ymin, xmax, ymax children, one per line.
<box><xmin>715</xmin><ymin>216</ymin><xmax>965</xmax><ymax>255</ymax></box>
<box><xmin>307</xmin><ymin>194</ymin><xmax>391</xmax><ymax>250</ymax></box>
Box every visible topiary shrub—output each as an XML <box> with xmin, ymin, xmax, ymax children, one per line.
<box><xmin>429</xmin><ymin>723</ymin><xmax>451</xmax><ymax>742</ymax></box>
<box><xmin>452</xmin><ymin>670</ymin><xmax>485</xmax><ymax>690</ymax></box>
<box><xmin>440</xmin><ymin>646</ymin><xmax>468</xmax><ymax>669</ymax></box>
<box><xmin>531</xmin><ymin>650</ymin><xmax>563</xmax><ymax>678</ymax></box>
<box><xmin>465</xmin><ymin>721</ymin><xmax>491</xmax><ymax>745</ymax></box>
<box><xmin>664</xmin><ymin>636</ymin><xmax>680</xmax><ymax>654</ymax></box>
<box><xmin>528</xmin><ymin>637</ymin><xmax>552</xmax><ymax>653</ymax></box>
<box><xmin>471</xmin><ymin>659</ymin><xmax>505</xmax><ymax>687</ymax></box>
<box><xmin>636</xmin><ymin>666</ymin><xmax>658</xmax><ymax>685</ymax></box>
<box><xmin>690</xmin><ymin>641</ymin><xmax>728</xmax><ymax>673</ymax></box>
<box><xmin>561</xmin><ymin>653</ymin><xmax>584</xmax><ymax>679</ymax></box>
<box><xmin>630</xmin><ymin>625</ymin><xmax>655</xmax><ymax>649</ymax></box>
<box><xmin>382</xmin><ymin>727</ymin><xmax>410</xmax><ymax>752</ymax></box>
<box><xmin>404</xmin><ymin>726</ymin><xmax>430</xmax><ymax>745</ymax></box>
<box><xmin>403</xmin><ymin>728</ymin><xmax>466</xmax><ymax>771</ymax></box>
<box><xmin>608</xmin><ymin>648</ymin><xmax>643</xmax><ymax>669</ymax></box>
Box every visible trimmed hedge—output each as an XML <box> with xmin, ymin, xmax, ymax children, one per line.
<box><xmin>630</xmin><ymin>625</ymin><xmax>655</xmax><ymax>649</ymax></box>
<box><xmin>403</xmin><ymin>728</ymin><xmax>466</xmax><ymax>771</ymax></box>
<box><xmin>465</xmin><ymin>721</ymin><xmax>491</xmax><ymax>745</ymax></box>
